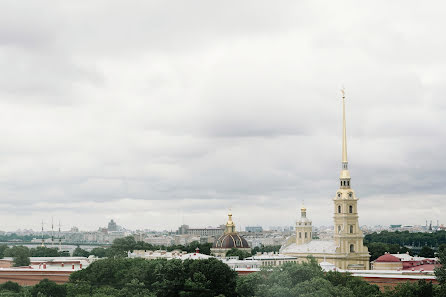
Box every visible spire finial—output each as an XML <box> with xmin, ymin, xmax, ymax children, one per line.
<box><xmin>225</xmin><ymin>210</ymin><xmax>235</xmax><ymax>234</ymax></box>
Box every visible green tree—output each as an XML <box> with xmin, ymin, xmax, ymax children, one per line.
<box><xmin>0</xmin><ymin>281</ymin><xmax>22</xmax><ymax>292</ymax></box>
<box><xmin>435</xmin><ymin>250</ymin><xmax>446</xmax><ymax>288</ymax></box>
<box><xmin>30</xmin><ymin>247</ymin><xmax>60</xmax><ymax>257</ymax></box>
<box><xmin>419</xmin><ymin>246</ymin><xmax>435</xmax><ymax>258</ymax></box>
<box><xmin>108</xmin><ymin>236</ymin><xmax>137</xmax><ymax>257</ymax></box>
<box><xmin>65</xmin><ymin>281</ymin><xmax>91</xmax><ymax>297</ymax></box>
<box><xmin>58</xmin><ymin>250</ymin><xmax>70</xmax><ymax>257</ymax></box>
<box><xmin>0</xmin><ymin>244</ymin><xmax>9</xmax><ymax>259</ymax></box>
<box><xmin>89</xmin><ymin>247</ymin><xmax>107</xmax><ymax>258</ymax></box>
<box><xmin>250</xmin><ymin>245</ymin><xmax>281</xmax><ymax>256</ymax></box>
<box><xmin>225</xmin><ymin>248</ymin><xmax>251</xmax><ymax>260</ymax></box>
<box><xmin>5</xmin><ymin>246</ymin><xmax>30</xmax><ymax>267</ymax></box>
<box><xmin>72</xmin><ymin>247</ymin><xmax>89</xmax><ymax>257</ymax></box>
<box><xmin>236</xmin><ymin>272</ymin><xmax>263</xmax><ymax>297</ymax></box>
<box><xmin>31</xmin><ymin>279</ymin><xmax>66</xmax><ymax>297</ymax></box>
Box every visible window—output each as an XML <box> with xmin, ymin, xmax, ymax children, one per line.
<box><xmin>349</xmin><ymin>192</ymin><xmax>352</xmax><ymax>198</ymax></box>
<box><xmin>338</xmin><ymin>205</ymin><xmax>341</xmax><ymax>213</ymax></box>
<box><xmin>350</xmin><ymin>225</ymin><xmax>354</xmax><ymax>233</ymax></box>
<box><xmin>349</xmin><ymin>205</ymin><xmax>353</xmax><ymax>213</ymax></box>
<box><xmin>305</xmin><ymin>232</ymin><xmax>307</xmax><ymax>238</ymax></box>
<box><xmin>338</xmin><ymin>225</ymin><xmax>341</xmax><ymax>233</ymax></box>
<box><xmin>310</xmin><ymin>232</ymin><xmax>312</xmax><ymax>238</ymax></box>
<box><xmin>338</xmin><ymin>193</ymin><xmax>341</xmax><ymax>198</ymax></box>
<box><xmin>299</xmin><ymin>232</ymin><xmax>301</xmax><ymax>238</ymax></box>
<box><xmin>350</xmin><ymin>244</ymin><xmax>355</xmax><ymax>252</ymax></box>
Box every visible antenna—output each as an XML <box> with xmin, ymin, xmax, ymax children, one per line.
<box><xmin>58</xmin><ymin>220</ymin><xmax>62</xmax><ymax>251</ymax></box>
<box><xmin>51</xmin><ymin>217</ymin><xmax>54</xmax><ymax>247</ymax></box>
<box><xmin>41</xmin><ymin>220</ymin><xmax>45</xmax><ymax>247</ymax></box>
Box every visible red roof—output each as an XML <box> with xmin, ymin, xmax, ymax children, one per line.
<box><xmin>375</xmin><ymin>254</ymin><xmax>401</xmax><ymax>263</ymax></box>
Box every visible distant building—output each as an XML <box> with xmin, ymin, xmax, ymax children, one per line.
<box><xmin>245</xmin><ymin>226</ymin><xmax>263</xmax><ymax>233</ymax></box>
<box><xmin>176</xmin><ymin>224</ymin><xmax>224</xmax><ymax>237</ymax></box>
<box><xmin>371</xmin><ymin>252</ymin><xmax>440</xmax><ymax>271</ymax></box>
<box><xmin>245</xmin><ymin>253</ymin><xmax>297</xmax><ymax>267</ymax></box>
<box><xmin>108</xmin><ymin>220</ymin><xmax>118</xmax><ymax>232</ymax></box>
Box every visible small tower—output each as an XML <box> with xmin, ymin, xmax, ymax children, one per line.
<box><xmin>295</xmin><ymin>205</ymin><xmax>312</xmax><ymax>245</ymax></box>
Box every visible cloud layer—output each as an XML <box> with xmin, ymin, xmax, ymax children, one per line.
<box><xmin>0</xmin><ymin>0</ymin><xmax>445</xmax><ymax>231</ymax></box>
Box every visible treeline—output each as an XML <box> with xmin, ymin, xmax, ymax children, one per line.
<box><xmin>0</xmin><ymin>253</ymin><xmax>444</xmax><ymax>297</ymax></box>
<box><xmin>251</xmin><ymin>245</ymin><xmax>281</xmax><ymax>255</ymax></box>
<box><xmin>73</xmin><ymin>236</ymin><xmax>214</xmax><ymax>258</ymax></box>
<box><xmin>0</xmin><ymin>245</ymin><xmax>70</xmax><ymax>267</ymax></box>
<box><xmin>364</xmin><ymin>231</ymin><xmax>446</xmax><ymax>261</ymax></box>
<box><xmin>0</xmin><ymin>233</ymin><xmax>40</xmax><ymax>242</ymax></box>
<box><xmin>365</xmin><ymin>230</ymin><xmax>446</xmax><ymax>247</ymax></box>
<box><xmin>73</xmin><ymin>237</ymin><xmax>282</xmax><ymax>259</ymax></box>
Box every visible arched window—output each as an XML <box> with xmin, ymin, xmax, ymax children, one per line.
<box><xmin>305</xmin><ymin>232</ymin><xmax>307</xmax><ymax>238</ymax></box>
<box><xmin>350</xmin><ymin>225</ymin><xmax>354</xmax><ymax>233</ymax></box>
<box><xmin>350</xmin><ymin>244</ymin><xmax>354</xmax><ymax>252</ymax></box>
<box><xmin>338</xmin><ymin>225</ymin><xmax>341</xmax><ymax>233</ymax></box>
<box><xmin>299</xmin><ymin>232</ymin><xmax>301</xmax><ymax>238</ymax></box>
<box><xmin>338</xmin><ymin>205</ymin><xmax>341</xmax><ymax>213</ymax></box>
<box><xmin>340</xmin><ymin>181</ymin><xmax>342</xmax><ymax>187</ymax></box>
<box><xmin>349</xmin><ymin>205</ymin><xmax>353</xmax><ymax>213</ymax></box>
<box><xmin>347</xmin><ymin>181</ymin><xmax>350</xmax><ymax>186</ymax></box>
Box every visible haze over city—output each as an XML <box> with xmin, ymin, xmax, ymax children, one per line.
<box><xmin>0</xmin><ymin>1</ymin><xmax>445</xmax><ymax>231</ymax></box>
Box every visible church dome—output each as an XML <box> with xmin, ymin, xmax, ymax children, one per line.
<box><xmin>212</xmin><ymin>233</ymin><xmax>249</xmax><ymax>249</ymax></box>
<box><xmin>375</xmin><ymin>254</ymin><xmax>400</xmax><ymax>263</ymax></box>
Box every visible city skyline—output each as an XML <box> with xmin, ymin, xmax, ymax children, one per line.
<box><xmin>0</xmin><ymin>1</ymin><xmax>445</xmax><ymax>231</ymax></box>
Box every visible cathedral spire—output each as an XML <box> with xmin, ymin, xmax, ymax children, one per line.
<box><xmin>340</xmin><ymin>88</ymin><xmax>351</xmax><ymax>187</ymax></box>
<box><xmin>342</xmin><ymin>88</ymin><xmax>348</xmax><ymax>167</ymax></box>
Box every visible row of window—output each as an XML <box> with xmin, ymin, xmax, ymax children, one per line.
<box><xmin>337</xmin><ymin>192</ymin><xmax>353</xmax><ymax>198</ymax></box>
<box><xmin>337</xmin><ymin>224</ymin><xmax>355</xmax><ymax>234</ymax></box>
<box><xmin>337</xmin><ymin>205</ymin><xmax>354</xmax><ymax>213</ymax></box>
<box><xmin>298</xmin><ymin>231</ymin><xmax>312</xmax><ymax>239</ymax></box>
<box><xmin>341</xmin><ymin>180</ymin><xmax>350</xmax><ymax>187</ymax></box>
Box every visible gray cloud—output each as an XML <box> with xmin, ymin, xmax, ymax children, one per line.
<box><xmin>0</xmin><ymin>0</ymin><xmax>445</xmax><ymax>231</ymax></box>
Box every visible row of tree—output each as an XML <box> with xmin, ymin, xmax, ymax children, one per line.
<box><xmin>365</xmin><ymin>230</ymin><xmax>446</xmax><ymax>248</ymax></box>
<box><xmin>73</xmin><ymin>237</ymin><xmax>282</xmax><ymax>260</ymax></box>
<box><xmin>0</xmin><ymin>252</ymin><xmax>444</xmax><ymax>296</ymax></box>
<box><xmin>0</xmin><ymin>245</ymin><xmax>70</xmax><ymax>267</ymax></box>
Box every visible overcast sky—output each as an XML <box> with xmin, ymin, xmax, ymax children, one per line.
<box><xmin>0</xmin><ymin>1</ymin><xmax>445</xmax><ymax>232</ymax></box>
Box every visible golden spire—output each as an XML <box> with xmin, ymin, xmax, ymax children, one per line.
<box><xmin>341</xmin><ymin>87</ymin><xmax>348</xmax><ymax>165</ymax></box>
<box><xmin>340</xmin><ymin>87</ymin><xmax>351</xmax><ymax>185</ymax></box>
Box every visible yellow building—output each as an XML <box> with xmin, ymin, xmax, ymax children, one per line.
<box><xmin>281</xmin><ymin>90</ymin><xmax>370</xmax><ymax>270</ymax></box>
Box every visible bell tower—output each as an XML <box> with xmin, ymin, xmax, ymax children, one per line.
<box><xmin>333</xmin><ymin>89</ymin><xmax>370</xmax><ymax>269</ymax></box>
<box><xmin>295</xmin><ymin>205</ymin><xmax>312</xmax><ymax>245</ymax></box>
